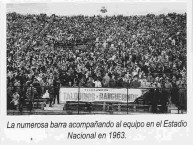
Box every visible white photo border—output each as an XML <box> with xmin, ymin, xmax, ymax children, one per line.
<box><xmin>0</xmin><ymin>0</ymin><xmax>192</xmax><ymax>145</ymax></box>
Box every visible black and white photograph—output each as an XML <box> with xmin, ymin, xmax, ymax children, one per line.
<box><xmin>6</xmin><ymin>2</ymin><xmax>187</xmax><ymax>115</ymax></box>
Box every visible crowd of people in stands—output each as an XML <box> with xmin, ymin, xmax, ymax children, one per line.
<box><xmin>7</xmin><ymin>12</ymin><xmax>187</xmax><ymax>111</ymax></box>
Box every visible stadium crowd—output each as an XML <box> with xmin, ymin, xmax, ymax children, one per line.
<box><xmin>7</xmin><ymin>12</ymin><xmax>187</xmax><ymax>110</ymax></box>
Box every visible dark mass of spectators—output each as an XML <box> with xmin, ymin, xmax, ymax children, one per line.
<box><xmin>7</xmin><ymin>12</ymin><xmax>187</xmax><ymax>110</ymax></box>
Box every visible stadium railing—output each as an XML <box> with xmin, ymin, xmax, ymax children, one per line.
<box><xmin>7</xmin><ymin>86</ymin><xmax>187</xmax><ymax>115</ymax></box>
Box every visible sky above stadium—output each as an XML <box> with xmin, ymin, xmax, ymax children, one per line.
<box><xmin>7</xmin><ymin>2</ymin><xmax>186</xmax><ymax>16</ymax></box>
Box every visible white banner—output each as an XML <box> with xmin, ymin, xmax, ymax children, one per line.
<box><xmin>59</xmin><ymin>88</ymin><xmax>144</xmax><ymax>103</ymax></box>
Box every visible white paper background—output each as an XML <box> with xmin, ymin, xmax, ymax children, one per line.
<box><xmin>0</xmin><ymin>0</ymin><xmax>193</xmax><ymax>145</ymax></box>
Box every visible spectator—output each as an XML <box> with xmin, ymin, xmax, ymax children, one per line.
<box><xmin>87</xmin><ymin>76</ymin><xmax>94</xmax><ymax>87</ymax></box>
<box><xmin>7</xmin><ymin>83</ymin><xmax>14</xmax><ymax>109</ymax></box>
<box><xmin>109</xmin><ymin>75</ymin><xmax>116</xmax><ymax>87</ymax></box>
<box><xmin>48</xmin><ymin>84</ymin><xmax>54</xmax><ymax>107</ymax></box>
<box><xmin>102</xmin><ymin>73</ymin><xmax>110</xmax><ymax>87</ymax></box>
<box><xmin>53</xmin><ymin>77</ymin><xmax>60</xmax><ymax>104</ymax></box>
<box><xmin>94</xmin><ymin>78</ymin><xmax>102</xmax><ymax>87</ymax></box>
<box><xmin>10</xmin><ymin>90</ymin><xmax>20</xmax><ymax>110</ymax></box>
<box><xmin>130</xmin><ymin>75</ymin><xmax>141</xmax><ymax>88</ymax></box>
<box><xmin>26</xmin><ymin>84</ymin><xmax>35</xmax><ymax>111</ymax></box>
<box><xmin>6</xmin><ymin>12</ymin><xmax>186</xmax><ymax>109</ymax></box>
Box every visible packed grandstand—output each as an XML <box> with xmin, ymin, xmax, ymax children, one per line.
<box><xmin>7</xmin><ymin>12</ymin><xmax>187</xmax><ymax>113</ymax></box>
